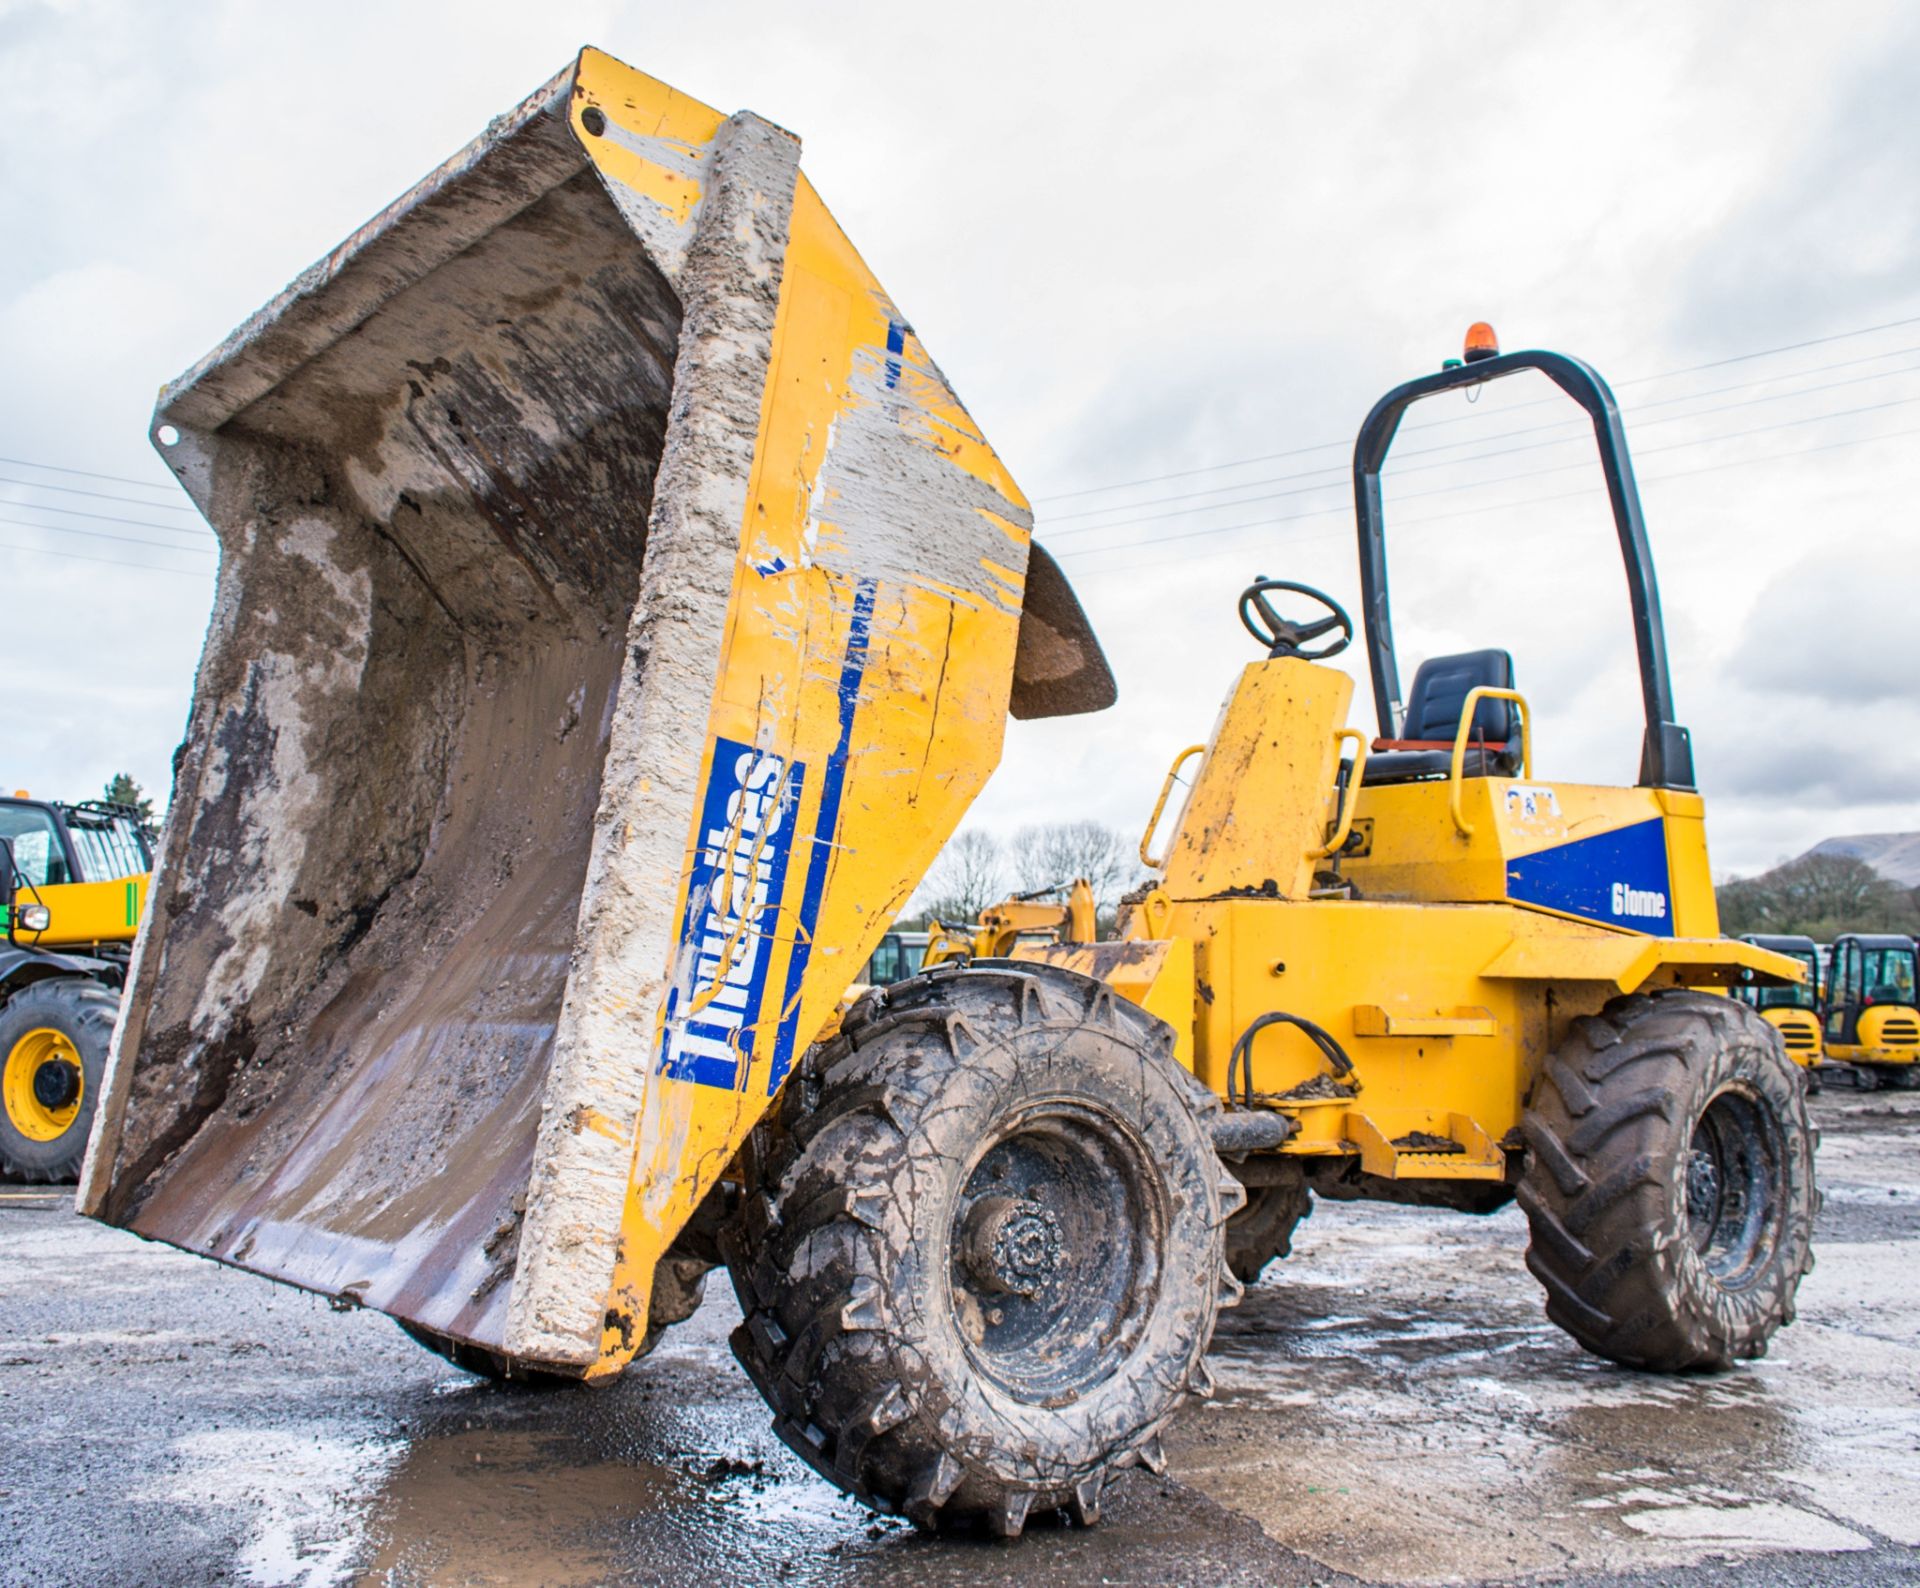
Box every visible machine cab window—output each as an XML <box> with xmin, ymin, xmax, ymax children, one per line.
<box><xmin>1734</xmin><ymin>937</ymin><xmax>1819</xmax><ymax>1011</ymax></box>
<box><xmin>1826</xmin><ymin>934</ymin><xmax>1919</xmax><ymax>1041</ymax></box>
<box><xmin>1866</xmin><ymin>945</ymin><xmax>1916</xmax><ymax>1006</ymax></box>
<box><xmin>64</xmin><ymin>809</ymin><xmax>151</xmax><ymax>883</ymax></box>
<box><xmin>0</xmin><ymin>804</ymin><xmax>74</xmax><ymax>889</ymax></box>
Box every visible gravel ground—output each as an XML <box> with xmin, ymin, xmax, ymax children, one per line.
<box><xmin>2</xmin><ymin>1086</ymin><xmax>1916</xmax><ymax>1587</ymax></box>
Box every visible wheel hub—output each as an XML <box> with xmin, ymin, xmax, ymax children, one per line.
<box><xmin>32</xmin><ymin>1059</ymin><xmax>80</xmax><ymax>1112</ymax></box>
<box><xmin>960</xmin><ymin>1194</ymin><xmax>1064</xmax><ymax>1297</ymax></box>
<box><xmin>1686</xmin><ymin>1143</ymin><xmax>1722</xmax><ymax>1229</ymax></box>
<box><xmin>1685</xmin><ymin>1086</ymin><xmax>1781</xmax><ymax>1283</ymax></box>
<box><xmin>4</xmin><ymin>1026</ymin><xmax>84</xmax><ymax>1142</ymax></box>
<box><xmin>946</xmin><ymin>1106</ymin><xmax>1164</xmax><ymax>1402</ymax></box>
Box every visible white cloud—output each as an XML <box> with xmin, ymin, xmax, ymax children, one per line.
<box><xmin>0</xmin><ymin>0</ymin><xmax>1913</xmax><ymax>875</ymax></box>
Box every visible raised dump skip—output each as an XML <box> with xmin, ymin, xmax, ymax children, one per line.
<box><xmin>79</xmin><ymin>47</ymin><xmax>1111</xmax><ymax>1375</ymax></box>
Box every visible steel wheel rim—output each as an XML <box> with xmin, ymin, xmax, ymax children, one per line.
<box><xmin>3</xmin><ymin>1027</ymin><xmax>84</xmax><ymax>1142</ymax></box>
<box><xmin>946</xmin><ymin>1098</ymin><xmax>1167</xmax><ymax>1404</ymax></box>
<box><xmin>1685</xmin><ymin>1084</ymin><xmax>1783</xmax><ymax>1286</ymax></box>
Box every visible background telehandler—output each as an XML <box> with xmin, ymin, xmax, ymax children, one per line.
<box><xmin>80</xmin><ymin>49</ymin><xmax>1815</xmax><ymax>1538</ymax></box>
<box><xmin>922</xmin><ymin>878</ymin><xmax>1097</xmax><ymax>968</ymax></box>
<box><xmin>0</xmin><ymin>795</ymin><xmax>150</xmax><ymax>1179</ymax></box>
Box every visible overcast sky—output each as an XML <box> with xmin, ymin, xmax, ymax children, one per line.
<box><xmin>2</xmin><ymin>0</ymin><xmax>1916</xmax><ymax>877</ymax></box>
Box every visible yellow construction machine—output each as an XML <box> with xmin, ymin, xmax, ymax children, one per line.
<box><xmin>1822</xmin><ymin>932</ymin><xmax>1920</xmax><ymax>1087</ymax></box>
<box><xmin>922</xmin><ymin>878</ymin><xmax>1098</xmax><ymax>968</ymax></box>
<box><xmin>1734</xmin><ymin>933</ymin><xmax>1825</xmax><ymax>1080</ymax></box>
<box><xmin>0</xmin><ymin>796</ymin><xmax>150</xmax><ymax>1179</ymax></box>
<box><xmin>83</xmin><ymin>49</ymin><xmax>1815</xmax><ymax>1538</ymax></box>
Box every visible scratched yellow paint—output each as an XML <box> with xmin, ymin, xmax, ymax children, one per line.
<box><xmin>571</xmin><ymin>49</ymin><xmax>724</xmax><ymax>228</ymax></box>
<box><xmin>584</xmin><ymin>107</ymin><xmax>1030</xmax><ymax>1370</ymax></box>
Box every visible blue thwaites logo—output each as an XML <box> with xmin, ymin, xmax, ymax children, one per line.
<box><xmin>658</xmin><ymin>737</ymin><xmax>806</xmax><ymax>1090</ymax></box>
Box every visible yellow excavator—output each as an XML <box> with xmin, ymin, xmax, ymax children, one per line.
<box><xmin>1</xmin><ymin>796</ymin><xmax>151</xmax><ymax>1179</ymax></box>
<box><xmin>1734</xmin><ymin>933</ymin><xmax>1825</xmax><ymax>1083</ymax></box>
<box><xmin>82</xmin><ymin>49</ymin><xmax>1815</xmax><ymax>1539</ymax></box>
<box><xmin>1823</xmin><ymin>933</ymin><xmax>1920</xmax><ymax>1088</ymax></box>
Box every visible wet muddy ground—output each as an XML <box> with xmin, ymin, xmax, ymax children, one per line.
<box><xmin>3</xmin><ymin>1087</ymin><xmax>1918</xmax><ymax>1587</ymax></box>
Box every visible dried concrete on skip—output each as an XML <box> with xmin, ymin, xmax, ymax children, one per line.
<box><xmin>4</xmin><ymin>1087</ymin><xmax>1918</xmax><ymax>1587</ymax></box>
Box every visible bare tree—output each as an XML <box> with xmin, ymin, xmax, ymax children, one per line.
<box><xmin>911</xmin><ymin>829</ymin><xmax>1009</xmax><ymax>927</ymax></box>
<box><xmin>1009</xmin><ymin>820</ymin><xmax>1148</xmax><ymax>930</ymax></box>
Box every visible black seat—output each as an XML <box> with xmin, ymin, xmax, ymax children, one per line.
<box><xmin>1363</xmin><ymin>649</ymin><xmax>1522</xmax><ymax>785</ymax></box>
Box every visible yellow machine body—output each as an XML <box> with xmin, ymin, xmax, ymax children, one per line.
<box><xmin>1731</xmin><ymin>936</ymin><xmax>1823</xmax><ymax>1069</ymax></box>
<box><xmin>13</xmin><ymin>877</ymin><xmax>148</xmax><ymax>953</ymax></box>
<box><xmin>81</xmin><ymin>48</ymin><xmax>1109</xmax><ymax>1377</ymax></box>
<box><xmin>924</xmin><ymin>879</ymin><xmax>1097</xmax><ymax>967</ymax></box>
<box><xmin>1826</xmin><ymin>1004</ymin><xmax>1920</xmax><ymax>1069</ymax></box>
<box><xmin>0</xmin><ymin>797</ymin><xmax>150</xmax><ymax>953</ymax></box>
<box><xmin>1763</xmin><ymin>1007</ymin><xmax>1825</xmax><ymax>1069</ymax></box>
<box><xmin>1027</xmin><ymin>657</ymin><xmax>1800</xmax><ymax>1179</ymax></box>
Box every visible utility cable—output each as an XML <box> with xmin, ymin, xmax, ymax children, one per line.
<box><xmin>1030</xmin><ymin>311</ymin><xmax>1920</xmax><ymax>504</ymax></box>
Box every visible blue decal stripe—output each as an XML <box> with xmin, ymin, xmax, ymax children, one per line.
<box><xmin>769</xmin><ymin>577</ymin><xmax>879</xmax><ymax>1091</ymax></box>
<box><xmin>1506</xmin><ymin>817</ymin><xmax>1674</xmax><ymax>936</ymax></box>
<box><xmin>884</xmin><ymin>321</ymin><xmax>905</xmax><ymax>390</ymax></box>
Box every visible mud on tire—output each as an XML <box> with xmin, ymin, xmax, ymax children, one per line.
<box><xmin>0</xmin><ymin>977</ymin><xmax>117</xmax><ymax>1183</ymax></box>
<box><xmin>1519</xmin><ymin>989</ymin><xmax>1817</xmax><ymax>1372</ymax></box>
<box><xmin>724</xmin><ymin>963</ymin><xmax>1242</xmax><ymax>1536</ymax></box>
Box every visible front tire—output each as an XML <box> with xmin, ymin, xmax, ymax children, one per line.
<box><xmin>725</xmin><ymin>964</ymin><xmax>1240</xmax><ymax>1535</ymax></box>
<box><xmin>0</xmin><ymin>978</ymin><xmax>116</xmax><ymax>1183</ymax></box>
<box><xmin>1519</xmin><ymin>990</ymin><xmax>1816</xmax><ymax>1372</ymax></box>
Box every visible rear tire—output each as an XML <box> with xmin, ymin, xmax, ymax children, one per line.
<box><xmin>1519</xmin><ymin>990</ymin><xmax>1816</xmax><ymax>1372</ymax></box>
<box><xmin>0</xmin><ymin>978</ymin><xmax>116</xmax><ymax>1183</ymax></box>
<box><xmin>724</xmin><ymin>964</ymin><xmax>1240</xmax><ymax>1536</ymax></box>
<box><xmin>1225</xmin><ymin>1167</ymin><xmax>1311</xmax><ymax>1283</ymax></box>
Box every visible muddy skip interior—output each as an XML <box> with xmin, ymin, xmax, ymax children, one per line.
<box><xmin>96</xmin><ymin>168</ymin><xmax>684</xmax><ymax>1349</ymax></box>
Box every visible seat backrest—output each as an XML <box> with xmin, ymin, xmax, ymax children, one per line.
<box><xmin>1402</xmin><ymin>650</ymin><xmax>1516</xmax><ymax>744</ymax></box>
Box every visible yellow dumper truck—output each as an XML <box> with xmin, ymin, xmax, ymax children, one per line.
<box><xmin>81</xmin><ymin>48</ymin><xmax>1815</xmax><ymax>1537</ymax></box>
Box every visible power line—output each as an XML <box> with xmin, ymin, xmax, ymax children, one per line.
<box><xmin>0</xmin><ymin>453</ymin><xmax>182</xmax><ymax>493</ymax></box>
<box><xmin>1045</xmin><ymin>384</ymin><xmax>1920</xmax><ymax>546</ymax></box>
<box><xmin>0</xmin><ymin>536</ymin><xmax>214</xmax><ymax>580</ymax></box>
<box><xmin>0</xmin><ymin>474</ymin><xmax>197</xmax><ymax>512</ymax></box>
<box><xmin>0</xmin><ymin>515</ymin><xmax>217</xmax><ymax>557</ymax></box>
<box><xmin>1041</xmin><ymin>356</ymin><xmax>1920</xmax><ymax>534</ymax></box>
<box><xmin>1029</xmin><ymin>311</ymin><xmax>1920</xmax><ymax>505</ymax></box>
<box><xmin>0</xmin><ymin>497</ymin><xmax>215</xmax><ymax>536</ymax></box>
<box><xmin>1065</xmin><ymin>420</ymin><xmax>1920</xmax><ymax>581</ymax></box>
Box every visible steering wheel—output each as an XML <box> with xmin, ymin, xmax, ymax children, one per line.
<box><xmin>1237</xmin><ymin>577</ymin><xmax>1354</xmax><ymax>660</ymax></box>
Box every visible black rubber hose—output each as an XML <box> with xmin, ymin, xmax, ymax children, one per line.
<box><xmin>1227</xmin><ymin>1011</ymin><xmax>1355</xmax><ymax>1108</ymax></box>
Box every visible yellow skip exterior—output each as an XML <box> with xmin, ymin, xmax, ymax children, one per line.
<box><xmin>566</xmin><ymin>52</ymin><xmax>1031</xmax><ymax>1371</ymax></box>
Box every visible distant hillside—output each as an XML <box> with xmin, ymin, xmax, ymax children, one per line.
<box><xmin>1806</xmin><ymin>833</ymin><xmax>1920</xmax><ymax>888</ymax></box>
